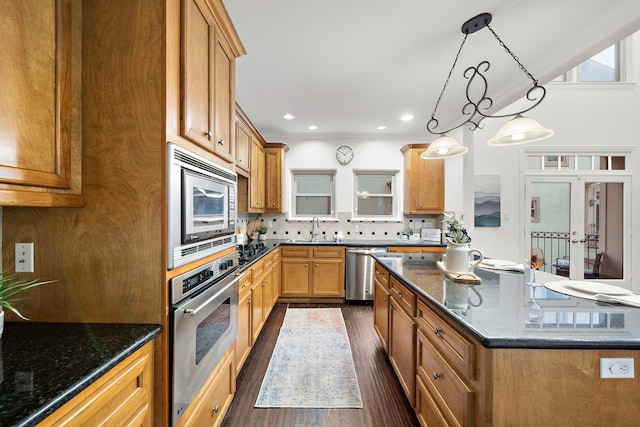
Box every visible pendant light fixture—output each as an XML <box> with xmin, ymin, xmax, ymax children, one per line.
<box><xmin>424</xmin><ymin>12</ymin><xmax>554</xmax><ymax>159</ymax></box>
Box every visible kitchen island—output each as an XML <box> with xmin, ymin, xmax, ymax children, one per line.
<box><xmin>0</xmin><ymin>322</ymin><xmax>161</xmax><ymax>426</ymax></box>
<box><xmin>372</xmin><ymin>252</ymin><xmax>640</xmax><ymax>426</ymax></box>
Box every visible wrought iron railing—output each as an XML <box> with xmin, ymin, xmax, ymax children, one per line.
<box><xmin>530</xmin><ymin>231</ymin><xmax>600</xmax><ymax>275</ymax></box>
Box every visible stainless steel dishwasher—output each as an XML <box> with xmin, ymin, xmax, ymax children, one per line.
<box><xmin>345</xmin><ymin>247</ymin><xmax>389</xmax><ymax>301</ymax></box>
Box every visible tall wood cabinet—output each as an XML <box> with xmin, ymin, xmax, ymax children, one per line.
<box><xmin>2</xmin><ymin>1</ymin><xmax>245</xmax><ymax>425</ymax></box>
<box><xmin>181</xmin><ymin>0</ymin><xmax>235</xmax><ymax>164</ymax></box>
<box><xmin>249</xmin><ymin>139</ymin><xmax>266</xmax><ymax>210</ymax></box>
<box><xmin>0</xmin><ymin>0</ymin><xmax>84</xmax><ymax>207</ymax></box>
<box><xmin>401</xmin><ymin>144</ymin><xmax>445</xmax><ymax>214</ymax></box>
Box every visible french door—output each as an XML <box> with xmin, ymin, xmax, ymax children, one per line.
<box><xmin>524</xmin><ymin>174</ymin><xmax>631</xmax><ymax>287</ymax></box>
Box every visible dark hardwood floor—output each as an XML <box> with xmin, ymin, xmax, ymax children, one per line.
<box><xmin>221</xmin><ymin>303</ymin><xmax>420</xmax><ymax>427</ymax></box>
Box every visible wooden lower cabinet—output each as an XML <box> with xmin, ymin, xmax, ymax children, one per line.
<box><xmin>176</xmin><ymin>347</ymin><xmax>235</xmax><ymax>427</ymax></box>
<box><xmin>235</xmin><ymin>283</ymin><xmax>252</xmax><ymax>372</ymax></box>
<box><xmin>388</xmin><ymin>295</ymin><xmax>416</xmax><ymax>407</ymax></box>
<box><xmin>40</xmin><ymin>341</ymin><xmax>153</xmax><ymax>426</ymax></box>
<box><xmin>280</xmin><ymin>246</ymin><xmax>345</xmax><ymax>299</ymax></box>
<box><xmin>373</xmin><ymin>280</ymin><xmax>390</xmax><ymax>352</ymax></box>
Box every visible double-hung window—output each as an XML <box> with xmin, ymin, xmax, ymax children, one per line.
<box><xmin>353</xmin><ymin>170</ymin><xmax>399</xmax><ymax>220</ymax></box>
<box><xmin>291</xmin><ymin>170</ymin><xmax>336</xmax><ymax>218</ymax></box>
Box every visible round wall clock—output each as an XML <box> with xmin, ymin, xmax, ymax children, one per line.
<box><xmin>336</xmin><ymin>145</ymin><xmax>354</xmax><ymax>165</ymax></box>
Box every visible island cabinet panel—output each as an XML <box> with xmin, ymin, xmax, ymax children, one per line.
<box><xmin>40</xmin><ymin>341</ymin><xmax>153</xmax><ymax>426</ymax></box>
<box><xmin>389</xmin><ymin>295</ymin><xmax>416</xmax><ymax>407</ymax></box>
<box><xmin>374</xmin><ymin>275</ymin><xmax>390</xmax><ymax>352</ymax></box>
<box><xmin>401</xmin><ymin>144</ymin><xmax>445</xmax><ymax>215</ymax></box>
<box><xmin>176</xmin><ymin>347</ymin><xmax>235</xmax><ymax>427</ymax></box>
<box><xmin>0</xmin><ymin>0</ymin><xmax>84</xmax><ymax>207</ymax></box>
<box><xmin>491</xmin><ymin>348</ymin><xmax>640</xmax><ymax>426</ymax></box>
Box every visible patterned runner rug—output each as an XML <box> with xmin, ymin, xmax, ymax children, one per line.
<box><xmin>255</xmin><ymin>307</ymin><xmax>363</xmax><ymax>408</ymax></box>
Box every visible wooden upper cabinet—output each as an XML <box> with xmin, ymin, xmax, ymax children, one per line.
<box><xmin>401</xmin><ymin>144</ymin><xmax>445</xmax><ymax>214</ymax></box>
<box><xmin>0</xmin><ymin>0</ymin><xmax>84</xmax><ymax>207</ymax></box>
<box><xmin>249</xmin><ymin>139</ymin><xmax>265</xmax><ymax>210</ymax></box>
<box><xmin>235</xmin><ymin>119</ymin><xmax>251</xmax><ymax>173</ymax></box>
<box><xmin>265</xmin><ymin>144</ymin><xmax>288</xmax><ymax>213</ymax></box>
<box><xmin>181</xmin><ymin>0</ymin><xmax>241</xmax><ymax>164</ymax></box>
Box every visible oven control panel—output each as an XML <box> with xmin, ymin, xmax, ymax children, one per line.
<box><xmin>171</xmin><ymin>251</ymin><xmax>239</xmax><ymax>304</ymax></box>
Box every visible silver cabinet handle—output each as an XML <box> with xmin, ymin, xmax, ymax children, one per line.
<box><xmin>433</xmin><ymin>372</ymin><xmax>441</xmax><ymax>380</ymax></box>
<box><xmin>218</xmin><ymin>139</ymin><xmax>224</xmax><ymax>145</ymax></box>
<box><xmin>434</xmin><ymin>327</ymin><xmax>442</xmax><ymax>336</ymax></box>
<box><xmin>204</xmin><ymin>131</ymin><xmax>212</xmax><ymax>138</ymax></box>
<box><xmin>213</xmin><ymin>405</ymin><xmax>219</xmax><ymax>414</ymax></box>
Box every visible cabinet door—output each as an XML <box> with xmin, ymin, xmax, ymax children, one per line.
<box><xmin>235</xmin><ymin>291</ymin><xmax>251</xmax><ymax>372</ymax></box>
<box><xmin>249</xmin><ymin>140</ymin><xmax>265</xmax><ymax>210</ymax></box>
<box><xmin>389</xmin><ymin>297</ymin><xmax>416</xmax><ymax>406</ymax></box>
<box><xmin>280</xmin><ymin>259</ymin><xmax>311</xmax><ymax>295</ymax></box>
<box><xmin>212</xmin><ymin>34</ymin><xmax>234</xmax><ymax>162</ymax></box>
<box><xmin>403</xmin><ymin>146</ymin><xmax>445</xmax><ymax>214</ymax></box>
<box><xmin>374</xmin><ymin>281</ymin><xmax>390</xmax><ymax>352</ymax></box>
<box><xmin>251</xmin><ymin>280</ymin><xmax>264</xmax><ymax>343</ymax></box>
<box><xmin>0</xmin><ymin>0</ymin><xmax>83</xmax><ymax>207</ymax></box>
<box><xmin>181</xmin><ymin>0</ymin><xmax>214</xmax><ymax>150</ymax></box>
<box><xmin>235</xmin><ymin>119</ymin><xmax>251</xmax><ymax>172</ymax></box>
<box><xmin>312</xmin><ymin>259</ymin><xmax>344</xmax><ymax>297</ymax></box>
<box><xmin>265</xmin><ymin>146</ymin><xmax>285</xmax><ymax>212</ymax></box>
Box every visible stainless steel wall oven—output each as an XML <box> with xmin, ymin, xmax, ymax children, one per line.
<box><xmin>168</xmin><ymin>142</ymin><xmax>237</xmax><ymax>269</ymax></box>
<box><xmin>170</xmin><ymin>251</ymin><xmax>241</xmax><ymax>426</ymax></box>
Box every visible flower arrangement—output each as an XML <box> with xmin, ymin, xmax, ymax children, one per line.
<box><xmin>0</xmin><ymin>270</ymin><xmax>56</xmax><ymax>320</ymax></box>
<box><xmin>442</xmin><ymin>212</ymin><xmax>471</xmax><ymax>244</ymax></box>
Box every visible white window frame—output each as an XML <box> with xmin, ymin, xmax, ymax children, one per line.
<box><xmin>352</xmin><ymin>170</ymin><xmax>400</xmax><ymax>221</ymax></box>
<box><xmin>551</xmin><ymin>38</ymin><xmax>633</xmax><ymax>87</ymax></box>
<box><xmin>290</xmin><ymin>169</ymin><xmax>337</xmax><ymax>220</ymax></box>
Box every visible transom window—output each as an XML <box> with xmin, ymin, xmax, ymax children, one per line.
<box><xmin>291</xmin><ymin>170</ymin><xmax>336</xmax><ymax>218</ymax></box>
<box><xmin>353</xmin><ymin>170</ymin><xmax>399</xmax><ymax>220</ymax></box>
<box><xmin>527</xmin><ymin>154</ymin><xmax>627</xmax><ymax>172</ymax></box>
<box><xmin>553</xmin><ymin>41</ymin><xmax>627</xmax><ymax>83</ymax></box>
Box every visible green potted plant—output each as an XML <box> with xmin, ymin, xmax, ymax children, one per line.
<box><xmin>0</xmin><ymin>271</ymin><xmax>55</xmax><ymax>336</ymax></box>
<box><xmin>258</xmin><ymin>225</ymin><xmax>268</xmax><ymax>241</ymax></box>
<box><xmin>401</xmin><ymin>227</ymin><xmax>413</xmax><ymax>240</ymax></box>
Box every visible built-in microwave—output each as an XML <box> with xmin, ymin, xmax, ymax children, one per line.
<box><xmin>168</xmin><ymin>143</ymin><xmax>237</xmax><ymax>269</ymax></box>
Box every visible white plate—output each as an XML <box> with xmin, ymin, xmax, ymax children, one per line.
<box><xmin>558</xmin><ymin>280</ymin><xmax>631</xmax><ymax>296</ymax></box>
<box><xmin>481</xmin><ymin>259</ymin><xmax>517</xmax><ymax>267</ymax></box>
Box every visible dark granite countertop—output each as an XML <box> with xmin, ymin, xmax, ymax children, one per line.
<box><xmin>261</xmin><ymin>238</ymin><xmax>445</xmax><ymax>248</ymax></box>
<box><xmin>0</xmin><ymin>322</ymin><xmax>161</xmax><ymax>426</ymax></box>
<box><xmin>373</xmin><ymin>252</ymin><xmax>640</xmax><ymax>350</ymax></box>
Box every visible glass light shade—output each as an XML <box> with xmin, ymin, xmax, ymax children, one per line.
<box><xmin>420</xmin><ymin>135</ymin><xmax>469</xmax><ymax>159</ymax></box>
<box><xmin>487</xmin><ymin>114</ymin><xmax>554</xmax><ymax>146</ymax></box>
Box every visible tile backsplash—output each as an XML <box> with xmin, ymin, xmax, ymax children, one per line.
<box><xmin>238</xmin><ymin>211</ymin><xmax>442</xmax><ymax>242</ymax></box>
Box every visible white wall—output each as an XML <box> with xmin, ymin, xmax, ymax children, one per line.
<box><xmin>468</xmin><ymin>33</ymin><xmax>640</xmax><ymax>290</ymax></box>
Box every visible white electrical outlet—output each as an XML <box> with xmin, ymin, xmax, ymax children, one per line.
<box><xmin>268</xmin><ymin>220</ymin><xmax>273</xmax><ymax>228</ymax></box>
<box><xmin>600</xmin><ymin>358</ymin><xmax>635</xmax><ymax>378</ymax></box>
<box><xmin>354</xmin><ymin>224</ymin><xmax>359</xmax><ymax>233</ymax></box>
<box><xmin>15</xmin><ymin>243</ymin><xmax>35</xmax><ymax>273</ymax></box>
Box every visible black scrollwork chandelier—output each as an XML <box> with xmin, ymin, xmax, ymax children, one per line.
<box><xmin>422</xmin><ymin>13</ymin><xmax>554</xmax><ymax>159</ymax></box>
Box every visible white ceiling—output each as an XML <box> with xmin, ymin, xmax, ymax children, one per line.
<box><xmin>225</xmin><ymin>1</ymin><xmax>640</xmax><ymax>142</ymax></box>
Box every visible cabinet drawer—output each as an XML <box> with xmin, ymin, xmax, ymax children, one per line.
<box><xmin>374</xmin><ymin>263</ymin><xmax>390</xmax><ymax>290</ymax></box>
<box><xmin>417</xmin><ymin>299</ymin><xmax>475</xmax><ymax>380</ymax></box>
<box><xmin>417</xmin><ymin>329</ymin><xmax>474</xmax><ymax>427</ymax></box>
<box><xmin>415</xmin><ymin>374</ymin><xmax>449</xmax><ymax>427</ymax></box>
<box><xmin>238</xmin><ymin>272</ymin><xmax>252</xmax><ymax>298</ymax></box>
<box><xmin>312</xmin><ymin>246</ymin><xmax>344</xmax><ymax>258</ymax></box>
<box><xmin>390</xmin><ymin>276</ymin><xmax>416</xmax><ymax>316</ymax></box>
<box><xmin>251</xmin><ymin>259</ymin><xmax>265</xmax><ymax>282</ymax></box>
<box><xmin>280</xmin><ymin>246</ymin><xmax>311</xmax><ymax>258</ymax></box>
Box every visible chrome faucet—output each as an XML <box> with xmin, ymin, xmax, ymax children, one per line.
<box><xmin>310</xmin><ymin>216</ymin><xmax>320</xmax><ymax>241</ymax></box>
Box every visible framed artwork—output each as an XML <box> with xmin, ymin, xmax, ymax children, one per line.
<box><xmin>474</xmin><ymin>175</ymin><xmax>500</xmax><ymax>227</ymax></box>
<box><xmin>531</xmin><ymin>197</ymin><xmax>540</xmax><ymax>223</ymax></box>
<box><xmin>544</xmin><ymin>155</ymin><xmax>569</xmax><ymax>168</ymax></box>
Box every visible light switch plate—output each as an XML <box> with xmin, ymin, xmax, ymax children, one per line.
<box><xmin>15</xmin><ymin>243</ymin><xmax>34</xmax><ymax>273</ymax></box>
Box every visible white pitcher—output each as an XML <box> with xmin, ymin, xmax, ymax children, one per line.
<box><xmin>445</xmin><ymin>241</ymin><xmax>484</xmax><ymax>274</ymax></box>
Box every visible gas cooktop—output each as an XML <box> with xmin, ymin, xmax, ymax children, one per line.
<box><xmin>237</xmin><ymin>242</ymin><xmax>269</xmax><ymax>265</ymax></box>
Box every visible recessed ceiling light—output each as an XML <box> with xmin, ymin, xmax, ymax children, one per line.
<box><xmin>401</xmin><ymin>114</ymin><xmax>414</xmax><ymax>122</ymax></box>
<box><xmin>308</xmin><ymin>125</ymin><xmax>318</xmax><ymax>130</ymax></box>
<box><xmin>376</xmin><ymin>126</ymin><xmax>386</xmax><ymax>130</ymax></box>
<box><xmin>282</xmin><ymin>113</ymin><xmax>294</xmax><ymax>120</ymax></box>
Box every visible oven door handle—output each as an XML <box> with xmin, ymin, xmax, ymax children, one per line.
<box><xmin>183</xmin><ymin>272</ymin><xmax>244</xmax><ymax>316</ymax></box>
